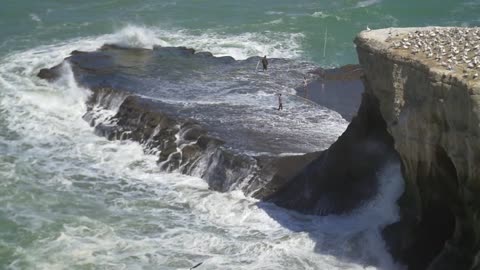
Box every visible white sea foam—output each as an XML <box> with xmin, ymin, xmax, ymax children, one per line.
<box><xmin>311</xmin><ymin>11</ymin><xmax>348</xmax><ymax>21</ymax></box>
<box><xmin>157</xmin><ymin>29</ymin><xmax>304</xmax><ymax>60</ymax></box>
<box><xmin>355</xmin><ymin>0</ymin><xmax>383</xmax><ymax>8</ymax></box>
<box><xmin>1</xmin><ymin>24</ymin><xmax>302</xmax><ymax>62</ymax></box>
<box><xmin>265</xmin><ymin>11</ymin><xmax>285</xmax><ymax>15</ymax></box>
<box><xmin>312</xmin><ymin>11</ymin><xmax>328</xmax><ymax>18</ymax></box>
<box><xmin>105</xmin><ymin>25</ymin><xmax>170</xmax><ymax>49</ymax></box>
<box><xmin>264</xmin><ymin>18</ymin><xmax>284</xmax><ymax>25</ymax></box>
<box><xmin>0</xmin><ymin>26</ymin><xmax>403</xmax><ymax>269</ymax></box>
<box><xmin>29</xmin><ymin>13</ymin><xmax>42</xmax><ymax>23</ymax></box>
<box><xmin>97</xmin><ymin>24</ymin><xmax>303</xmax><ymax>60</ymax></box>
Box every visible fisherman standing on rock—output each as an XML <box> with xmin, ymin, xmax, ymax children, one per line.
<box><xmin>262</xmin><ymin>55</ymin><xmax>268</xmax><ymax>71</ymax></box>
<box><xmin>303</xmin><ymin>76</ymin><xmax>308</xmax><ymax>98</ymax></box>
<box><xmin>277</xmin><ymin>93</ymin><xmax>283</xmax><ymax>110</ymax></box>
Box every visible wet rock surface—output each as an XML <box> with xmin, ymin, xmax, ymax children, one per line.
<box><xmin>263</xmin><ymin>61</ymin><xmax>399</xmax><ymax>216</ymax></box>
<box><xmin>297</xmin><ymin>64</ymin><xmax>364</xmax><ymax>121</ymax></box>
<box><xmin>266</xmin><ymin>91</ymin><xmax>399</xmax><ymax>215</ymax></box>
<box><xmin>40</xmin><ymin>44</ymin><xmax>347</xmax><ymax>154</ymax></box>
<box><xmin>38</xmin><ymin>44</ymin><xmax>357</xmax><ymax>198</ymax></box>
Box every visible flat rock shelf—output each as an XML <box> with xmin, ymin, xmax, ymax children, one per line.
<box><xmin>38</xmin><ymin>44</ymin><xmax>350</xmax><ymax>199</ymax></box>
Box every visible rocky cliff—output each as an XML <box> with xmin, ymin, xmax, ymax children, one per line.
<box><xmin>355</xmin><ymin>27</ymin><xmax>480</xmax><ymax>270</ymax></box>
<box><xmin>36</xmin><ymin>27</ymin><xmax>480</xmax><ymax>269</ymax></box>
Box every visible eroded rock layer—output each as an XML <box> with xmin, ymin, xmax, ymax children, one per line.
<box><xmin>355</xmin><ymin>27</ymin><xmax>480</xmax><ymax>270</ymax></box>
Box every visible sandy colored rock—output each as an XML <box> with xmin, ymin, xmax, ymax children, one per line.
<box><xmin>355</xmin><ymin>27</ymin><xmax>480</xmax><ymax>270</ymax></box>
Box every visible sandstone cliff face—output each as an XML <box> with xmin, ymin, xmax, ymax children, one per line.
<box><xmin>355</xmin><ymin>27</ymin><xmax>480</xmax><ymax>270</ymax></box>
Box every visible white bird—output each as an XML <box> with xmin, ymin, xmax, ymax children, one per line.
<box><xmin>366</xmin><ymin>25</ymin><xmax>371</xmax><ymax>31</ymax></box>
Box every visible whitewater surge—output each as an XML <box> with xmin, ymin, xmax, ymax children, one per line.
<box><xmin>355</xmin><ymin>0</ymin><xmax>383</xmax><ymax>8</ymax></box>
<box><xmin>0</xmin><ymin>26</ymin><xmax>403</xmax><ymax>269</ymax></box>
<box><xmin>103</xmin><ymin>25</ymin><xmax>304</xmax><ymax>60</ymax></box>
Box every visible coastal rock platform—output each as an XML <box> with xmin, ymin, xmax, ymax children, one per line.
<box><xmin>38</xmin><ymin>45</ymin><xmax>360</xmax><ymax>201</ymax></box>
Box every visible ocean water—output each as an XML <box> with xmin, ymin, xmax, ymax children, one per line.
<box><xmin>2</xmin><ymin>0</ymin><xmax>480</xmax><ymax>65</ymax></box>
<box><xmin>0</xmin><ymin>0</ymin><xmax>478</xmax><ymax>269</ymax></box>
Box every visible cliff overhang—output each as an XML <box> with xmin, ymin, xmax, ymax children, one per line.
<box><xmin>355</xmin><ymin>27</ymin><xmax>480</xmax><ymax>270</ymax></box>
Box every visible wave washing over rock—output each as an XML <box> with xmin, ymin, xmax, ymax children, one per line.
<box><xmin>37</xmin><ymin>34</ymin><xmax>407</xmax><ymax>221</ymax></box>
<box><xmin>0</xmin><ymin>25</ymin><xmax>408</xmax><ymax>269</ymax></box>
<box><xmin>38</xmin><ymin>44</ymin><xmax>351</xmax><ymax>200</ymax></box>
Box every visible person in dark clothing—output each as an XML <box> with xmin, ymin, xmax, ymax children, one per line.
<box><xmin>303</xmin><ymin>76</ymin><xmax>308</xmax><ymax>98</ymax></box>
<box><xmin>277</xmin><ymin>93</ymin><xmax>283</xmax><ymax>110</ymax></box>
<box><xmin>261</xmin><ymin>55</ymin><xmax>268</xmax><ymax>71</ymax></box>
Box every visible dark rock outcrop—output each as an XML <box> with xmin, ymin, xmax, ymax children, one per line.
<box><xmin>37</xmin><ymin>45</ymin><xmax>352</xmax><ymax>200</ymax></box>
<box><xmin>82</xmin><ymin>86</ymin><xmax>325</xmax><ymax>197</ymax></box>
<box><xmin>38</xmin><ymin>64</ymin><xmax>62</xmax><ymax>82</ymax></box>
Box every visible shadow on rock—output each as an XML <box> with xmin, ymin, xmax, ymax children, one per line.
<box><xmin>256</xmin><ymin>91</ymin><xmax>404</xmax><ymax>268</ymax></box>
<box><xmin>257</xmin><ymin>159</ymin><xmax>404</xmax><ymax>269</ymax></box>
<box><xmin>265</xmin><ymin>91</ymin><xmax>399</xmax><ymax>216</ymax></box>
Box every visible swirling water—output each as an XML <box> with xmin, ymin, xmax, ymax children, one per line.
<box><xmin>1</xmin><ymin>1</ymin><xmax>478</xmax><ymax>269</ymax></box>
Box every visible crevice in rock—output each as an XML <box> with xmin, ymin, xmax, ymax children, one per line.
<box><xmin>410</xmin><ymin>146</ymin><xmax>458</xmax><ymax>270</ymax></box>
<box><xmin>384</xmin><ymin>145</ymin><xmax>460</xmax><ymax>270</ymax></box>
<box><xmin>407</xmin><ymin>201</ymin><xmax>456</xmax><ymax>270</ymax></box>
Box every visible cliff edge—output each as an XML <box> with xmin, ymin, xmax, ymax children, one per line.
<box><xmin>355</xmin><ymin>27</ymin><xmax>480</xmax><ymax>270</ymax></box>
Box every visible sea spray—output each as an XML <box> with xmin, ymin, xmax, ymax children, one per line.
<box><xmin>1</xmin><ymin>26</ymin><xmax>400</xmax><ymax>270</ymax></box>
<box><xmin>100</xmin><ymin>25</ymin><xmax>304</xmax><ymax>60</ymax></box>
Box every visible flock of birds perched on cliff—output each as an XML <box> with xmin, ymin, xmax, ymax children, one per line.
<box><xmin>390</xmin><ymin>27</ymin><xmax>480</xmax><ymax>80</ymax></box>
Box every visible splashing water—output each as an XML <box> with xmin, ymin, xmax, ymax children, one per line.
<box><xmin>0</xmin><ymin>25</ymin><xmax>404</xmax><ymax>270</ymax></box>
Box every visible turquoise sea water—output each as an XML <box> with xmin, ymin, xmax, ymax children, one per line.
<box><xmin>0</xmin><ymin>1</ymin><xmax>478</xmax><ymax>269</ymax></box>
<box><xmin>2</xmin><ymin>0</ymin><xmax>480</xmax><ymax>65</ymax></box>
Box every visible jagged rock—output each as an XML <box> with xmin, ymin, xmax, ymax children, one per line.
<box><xmin>37</xmin><ymin>65</ymin><xmax>62</xmax><ymax>81</ymax></box>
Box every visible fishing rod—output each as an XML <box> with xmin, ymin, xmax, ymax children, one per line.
<box><xmin>323</xmin><ymin>26</ymin><xmax>328</xmax><ymax>58</ymax></box>
<box><xmin>189</xmin><ymin>262</ymin><xmax>203</xmax><ymax>270</ymax></box>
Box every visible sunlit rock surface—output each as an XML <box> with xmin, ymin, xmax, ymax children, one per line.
<box><xmin>356</xmin><ymin>27</ymin><xmax>480</xmax><ymax>270</ymax></box>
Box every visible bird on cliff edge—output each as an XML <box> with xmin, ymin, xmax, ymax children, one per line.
<box><xmin>366</xmin><ymin>25</ymin><xmax>371</xmax><ymax>31</ymax></box>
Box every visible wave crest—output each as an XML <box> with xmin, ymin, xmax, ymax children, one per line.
<box><xmin>104</xmin><ymin>24</ymin><xmax>303</xmax><ymax>60</ymax></box>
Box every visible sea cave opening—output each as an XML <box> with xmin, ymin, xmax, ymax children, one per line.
<box><xmin>408</xmin><ymin>146</ymin><xmax>458</xmax><ymax>270</ymax></box>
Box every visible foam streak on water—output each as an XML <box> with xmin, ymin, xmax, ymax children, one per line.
<box><xmin>0</xmin><ymin>27</ymin><xmax>403</xmax><ymax>270</ymax></box>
